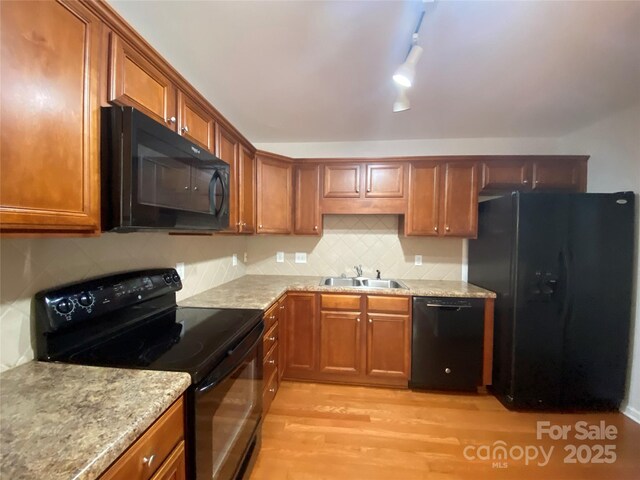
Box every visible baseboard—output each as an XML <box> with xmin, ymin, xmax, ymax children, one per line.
<box><xmin>622</xmin><ymin>404</ymin><xmax>640</xmax><ymax>424</ymax></box>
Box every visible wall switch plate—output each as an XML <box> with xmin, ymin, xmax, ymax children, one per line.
<box><xmin>232</xmin><ymin>254</ymin><xmax>238</xmax><ymax>266</ymax></box>
<box><xmin>243</xmin><ymin>252</ymin><xmax>248</xmax><ymax>263</ymax></box>
<box><xmin>414</xmin><ymin>255</ymin><xmax>423</xmax><ymax>266</ymax></box>
<box><xmin>294</xmin><ymin>252</ymin><xmax>307</xmax><ymax>264</ymax></box>
<box><xmin>276</xmin><ymin>252</ymin><xmax>285</xmax><ymax>263</ymax></box>
<box><xmin>175</xmin><ymin>262</ymin><xmax>185</xmax><ymax>279</ymax></box>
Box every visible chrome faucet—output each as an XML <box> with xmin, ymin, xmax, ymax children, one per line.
<box><xmin>354</xmin><ymin>265</ymin><xmax>363</xmax><ymax>277</ymax></box>
<box><xmin>376</xmin><ymin>269</ymin><xmax>381</xmax><ymax>280</ymax></box>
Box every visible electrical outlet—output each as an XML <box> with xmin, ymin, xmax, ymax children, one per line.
<box><xmin>243</xmin><ymin>252</ymin><xmax>248</xmax><ymax>263</ymax></box>
<box><xmin>232</xmin><ymin>254</ymin><xmax>238</xmax><ymax>267</ymax></box>
<box><xmin>294</xmin><ymin>252</ymin><xmax>307</xmax><ymax>264</ymax></box>
<box><xmin>414</xmin><ymin>255</ymin><xmax>423</xmax><ymax>266</ymax></box>
<box><xmin>175</xmin><ymin>262</ymin><xmax>185</xmax><ymax>279</ymax></box>
<box><xmin>276</xmin><ymin>252</ymin><xmax>284</xmax><ymax>263</ymax></box>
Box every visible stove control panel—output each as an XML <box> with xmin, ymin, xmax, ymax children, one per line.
<box><xmin>35</xmin><ymin>268</ymin><xmax>182</xmax><ymax>333</ymax></box>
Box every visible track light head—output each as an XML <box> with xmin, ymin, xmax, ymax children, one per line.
<box><xmin>393</xmin><ymin>87</ymin><xmax>410</xmax><ymax>113</ymax></box>
<box><xmin>392</xmin><ymin>45</ymin><xmax>423</xmax><ymax>88</ymax></box>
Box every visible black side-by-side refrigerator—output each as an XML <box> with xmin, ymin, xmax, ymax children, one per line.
<box><xmin>468</xmin><ymin>192</ymin><xmax>635</xmax><ymax>410</ymax></box>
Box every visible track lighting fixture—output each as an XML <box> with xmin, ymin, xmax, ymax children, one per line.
<box><xmin>393</xmin><ymin>43</ymin><xmax>423</xmax><ymax>88</ymax></box>
<box><xmin>393</xmin><ymin>86</ymin><xmax>410</xmax><ymax>112</ymax></box>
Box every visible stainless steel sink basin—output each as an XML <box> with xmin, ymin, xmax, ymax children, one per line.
<box><xmin>319</xmin><ymin>277</ymin><xmax>408</xmax><ymax>289</ymax></box>
<box><xmin>321</xmin><ymin>277</ymin><xmax>362</xmax><ymax>287</ymax></box>
<box><xmin>361</xmin><ymin>279</ymin><xmax>408</xmax><ymax>289</ymax></box>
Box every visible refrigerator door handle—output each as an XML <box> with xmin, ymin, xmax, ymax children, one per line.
<box><xmin>559</xmin><ymin>247</ymin><xmax>571</xmax><ymax>320</ymax></box>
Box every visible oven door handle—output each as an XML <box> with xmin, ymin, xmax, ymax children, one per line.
<box><xmin>196</xmin><ymin>321</ymin><xmax>264</xmax><ymax>394</ymax></box>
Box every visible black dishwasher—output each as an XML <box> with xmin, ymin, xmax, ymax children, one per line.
<box><xmin>411</xmin><ymin>297</ymin><xmax>484</xmax><ymax>391</ymax></box>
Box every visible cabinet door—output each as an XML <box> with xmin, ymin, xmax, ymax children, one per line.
<box><xmin>366</xmin><ymin>313</ymin><xmax>411</xmax><ymax>384</ymax></box>
<box><xmin>441</xmin><ymin>162</ymin><xmax>478</xmax><ymax>237</ymax></box>
<box><xmin>365</xmin><ymin>163</ymin><xmax>404</xmax><ymax>198</ymax></box>
<box><xmin>239</xmin><ymin>146</ymin><xmax>256</xmax><ymax>234</ymax></box>
<box><xmin>480</xmin><ymin>160</ymin><xmax>531</xmax><ymax>192</ymax></box>
<box><xmin>178</xmin><ymin>92</ymin><xmax>214</xmax><ymax>152</ymax></box>
<box><xmin>150</xmin><ymin>441</ymin><xmax>186</xmax><ymax>480</ymax></box>
<box><xmin>256</xmin><ymin>155</ymin><xmax>292</xmax><ymax>234</ymax></box>
<box><xmin>404</xmin><ymin>162</ymin><xmax>440</xmax><ymax>236</ymax></box>
<box><xmin>0</xmin><ymin>0</ymin><xmax>101</xmax><ymax>233</ymax></box>
<box><xmin>319</xmin><ymin>311</ymin><xmax>363</xmax><ymax>376</ymax></box>
<box><xmin>532</xmin><ymin>161</ymin><xmax>583</xmax><ymax>191</ymax></box>
<box><xmin>323</xmin><ymin>164</ymin><xmax>361</xmax><ymax>198</ymax></box>
<box><xmin>294</xmin><ymin>164</ymin><xmax>321</xmax><ymax>235</ymax></box>
<box><xmin>109</xmin><ymin>33</ymin><xmax>177</xmax><ymax>129</ymax></box>
<box><xmin>216</xmin><ymin>124</ymin><xmax>239</xmax><ymax>232</ymax></box>
<box><xmin>284</xmin><ymin>293</ymin><xmax>318</xmax><ymax>377</ymax></box>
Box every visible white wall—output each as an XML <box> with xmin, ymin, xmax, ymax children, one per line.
<box><xmin>558</xmin><ymin>103</ymin><xmax>640</xmax><ymax>422</ymax></box>
<box><xmin>0</xmin><ymin>234</ymin><xmax>247</xmax><ymax>371</ymax></box>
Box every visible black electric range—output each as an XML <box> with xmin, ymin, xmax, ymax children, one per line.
<box><xmin>35</xmin><ymin>268</ymin><xmax>264</xmax><ymax>480</ymax></box>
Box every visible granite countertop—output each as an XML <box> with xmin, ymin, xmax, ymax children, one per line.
<box><xmin>0</xmin><ymin>362</ymin><xmax>191</xmax><ymax>480</ymax></box>
<box><xmin>179</xmin><ymin>275</ymin><xmax>495</xmax><ymax>310</ymax></box>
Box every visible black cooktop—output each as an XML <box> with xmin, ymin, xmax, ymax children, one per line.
<box><xmin>66</xmin><ymin>306</ymin><xmax>262</xmax><ymax>384</ymax></box>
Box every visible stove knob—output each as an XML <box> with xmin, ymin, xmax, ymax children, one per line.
<box><xmin>78</xmin><ymin>293</ymin><xmax>93</xmax><ymax>307</ymax></box>
<box><xmin>172</xmin><ymin>273</ymin><xmax>181</xmax><ymax>283</ymax></box>
<box><xmin>55</xmin><ymin>299</ymin><xmax>72</xmax><ymax>314</ymax></box>
<box><xmin>163</xmin><ymin>274</ymin><xmax>172</xmax><ymax>285</ymax></box>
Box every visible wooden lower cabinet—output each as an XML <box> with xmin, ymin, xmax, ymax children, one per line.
<box><xmin>262</xmin><ymin>295</ymin><xmax>286</xmax><ymax>414</ymax></box>
<box><xmin>283</xmin><ymin>293</ymin><xmax>411</xmax><ymax>387</ymax></box>
<box><xmin>101</xmin><ymin>397</ymin><xmax>185</xmax><ymax>480</ymax></box>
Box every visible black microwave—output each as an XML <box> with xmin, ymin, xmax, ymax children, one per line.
<box><xmin>101</xmin><ymin>106</ymin><xmax>230</xmax><ymax>232</ymax></box>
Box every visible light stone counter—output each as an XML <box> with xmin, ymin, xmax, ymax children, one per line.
<box><xmin>0</xmin><ymin>362</ymin><xmax>191</xmax><ymax>480</ymax></box>
<box><xmin>179</xmin><ymin>275</ymin><xmax>495</xmax><ymax>310</ymax></box>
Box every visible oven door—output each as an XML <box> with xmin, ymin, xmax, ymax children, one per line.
<box><xmin>194</xmin><ymin>321</ymin><xmax>264</xmax><ymax>480</ymax></box>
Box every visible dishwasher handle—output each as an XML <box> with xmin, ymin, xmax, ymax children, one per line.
<box><xmin>425</xmin><ymin>303</ymin><xmax>473</xmax><ymax>309</ymax></box>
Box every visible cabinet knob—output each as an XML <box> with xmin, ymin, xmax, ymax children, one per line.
<box><xmin>535</xmin><ymin>180</ymin><xmax>540</xmax><ymax>184</ymax></box>
<box><xmin>434</xmin><ymin>226</ymin><xmax>438</xmax><ymax>232</ymax></box>
<box><xmin>184</xmin><ymin>186</ymin><xmax>189</xmax><ymax>190</ymax></box>
<box><xmin>445</xmin><ymin>367</ymin><xmax>451</xmax><ymax>374</ymax></box>
<box><xmin>270</xmin><ymin>315</ymin><xmax>275</xmax><ymax>320</ymax></box>
<box><xmin>268</xmin><ymin>359</ymin><xmax>275</xmax><ymax>365</ymax></box>
<box><xmin>166</xmin><ymin>116</ymin><xmax>176</xmax><ymax>124</ymax></box>
<box><xmin>193</xmin><ymin>186</ymin><xmax>198</xmax><ymax>191</ymax></box>
<box><xmin>356</xmin><ymin>187</ymin><xmax>360</xmax><ymax>193</ymax></box>
<box><xmin>523</xmin><ymin>179</ymin><xmax>529</xmax><ymax>184</ymax></box>
<box><xmin>268</xmin><ymin>336</ymin><xmax>277</xmax><ymax>341</ymax></box>
<box><xmin>181</xmin><ymin>125</ymin><xmax>189</xmax><ymax>133</ymax></box>
<box><xmin>236</xmin><ymin>221</ymin><xmax>243</xmax><ymax>226</ymax></box>
<box><xmin>367</xmin><ymin>188</ymin><xmax>371</xmax><ymax>192</ymax></box>
<box><xmin>143</xmin><ymin>454</ymin><xmax>156</xmax><ymax>467</ymax></box>
<box><xmin>356</xmin><ymin>317</ymin><xmax>360</xmax><ymax>322</ymax></box>
<box><xmin>259</xmin><ymin>224</ymin><xmax>263</xmax><ymax>229</ymax></box>
<box><xmin>368</xmin><ymin>318</ymin><xmax>372</xmax><ymax>323</ymax></box>
<box><xmin>313</xmin><ymin>225</ymin><xmax>318</xmax><ymax>231</ymax></box>
<box><xmin>269</xmin><ymin>387</ymin><xmax>276</xmax><ymax>393</ymax></box>
<box><xmin>445</xmin><ymin>226</ymin><xmax>450</xmax><ymax>232</ymax></box>
<box><xmin>280</xmin><ymin>305</ymin><xmax>285</xmax><ymax>310</ymax></box>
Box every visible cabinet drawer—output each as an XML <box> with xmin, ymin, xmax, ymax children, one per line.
<box><xmin>320</xmin><ymin>294</ymin><xmax>361</xmax><ymax>311</ymax></box>
<box><xmin>367</xmin><ymin>295</ymin><xmax>410</xmax><ymax>314</ymax></box>
<box><xmin>264</xmin><ymin>303</ymin><xmax>279</xmax><ymax>331</ymax></box>
<box><xmin>262</xmin><ymin>369</ymin><xmax>278</xmax><ymax>414</ymax></box>
<box><xmin>263</xmin><ymin>322</ymin><xmax>279</xmax><ymax>355</ymax></box>
<box><xmin>100</xmin><ymin>397</ymin><xmax>184</xmax><ymax>480</ymax></box>
<box><xmin>263</xmin><ymin>343</ymin><xmax>278</xmax><ymax>384</ymax></box>
<box><xmin>149</xmin><ymin>441</ymin><xmax>185</xmax><ymax>480</ymax></box>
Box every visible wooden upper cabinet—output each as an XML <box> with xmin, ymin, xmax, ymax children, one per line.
<box><xmin>0</xmin><ymin>0</ymin><xmax>101</xmax><ymax>233</ymax></box>
<box><xmin>441</xmin><ymin>162</ymin><xmax>478</xmax><ymax>238</ymax></box>
<box><xmin>323</xmin><ymin>164</ymin><xmax>361</xmax><ymax>198</ymax></box>
<box><xmin>256</xmin><ymin>153</ymin><xmax>293</xmax><ymax>234</ymax></box>
<box><xmin>481</xmin><ymin>160</ymin><xmax>530</xmax><ymax>191</ymax></box>
<box><xmin>404</xmin><ymin>162</ymin><xmax>440</xmax><ymax>236</ymax></box>
<box><xmin>109</xmin><ymin>33</ymin><xmax>177</xmax><ymax>130</ymax></box>
<box><xmin>178</xmin><ymin>92</ymin><xmax>214</xmax><ymax>152</ymax></box>
<box><xmin>532</xmin><ymin>160</ymin><xmax>585</xmax><ymax>191</ymax></box>
<box><xmin>365</xmin><ymin>164</ymin><xmax>404</xmax><ymax>198</ymax></box>
<box><xmin>294</xmin><ymin>164</ymin><xmax>322</xmax><ymax>235</ymax></box>
<box><xmin>239</xmin><ymin>145</ymin><xmax>256</xmax><ymax>234</ymax></box>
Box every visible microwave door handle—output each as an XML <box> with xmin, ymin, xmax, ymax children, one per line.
<box><xmin>208</xmin><ymin>170</ymin><xmax>225</xmax><ymax>216</ymax></box>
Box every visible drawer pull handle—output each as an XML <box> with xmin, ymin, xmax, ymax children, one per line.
<box><xmin>268</xmin><ymin>336</ymin><xmax>277</xmax><ymax>341</ymax></box>
<box><xmin>268</xmin><ymin>359</ymin><xmax>275</xmax><ymax>365</ymax></box>
<box><xmin>143</xmin><ymin>454</ymin><xmax>156</xmax><ymax>467</ymax></box>
<box><xmin>280</xmin><ymin>305</ymin><xmax>285</xmax><ymax>310</ymax></box>
<box><xmin>269</xmin><ymin>387</ymin><xmax>276</xmax><ymax>393</ymax></box>
<box><xmin>270</xmin><ymin>315</ymin><xmax>275</xmax><ymax>320</ymax></box>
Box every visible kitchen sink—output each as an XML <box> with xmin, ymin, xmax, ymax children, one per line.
<box><xmin>319</xmin><ymin>277</ymin><xmax>408</xmax><ymax>289</ymax></box>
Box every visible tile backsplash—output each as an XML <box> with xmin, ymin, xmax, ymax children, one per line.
<box><xmin>0</xmin><ymin>233</ymin><xmax>247</xmax><ymax>372</ymax></box>
<box><xmin>246</xmin><ymin>215</ymin><xmax>463</xmax><ymax>280</ymax></box>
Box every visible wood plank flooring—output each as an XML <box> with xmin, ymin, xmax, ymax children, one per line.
<box><xmin>250</xmin><ymin>381</ymin><xmax>640</xmax><ymax>480</ymax></box>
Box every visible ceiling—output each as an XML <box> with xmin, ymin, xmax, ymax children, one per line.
<box><xmin>107</xmin><ymin>0</ymin><xmax>640</xmax><ymax>143</ymax></box>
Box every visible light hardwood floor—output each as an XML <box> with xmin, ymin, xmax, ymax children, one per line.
<box><xmin>250</xmin><ymin>381</ymin><xmax>640</xmax><ymax>480</ymax></box>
